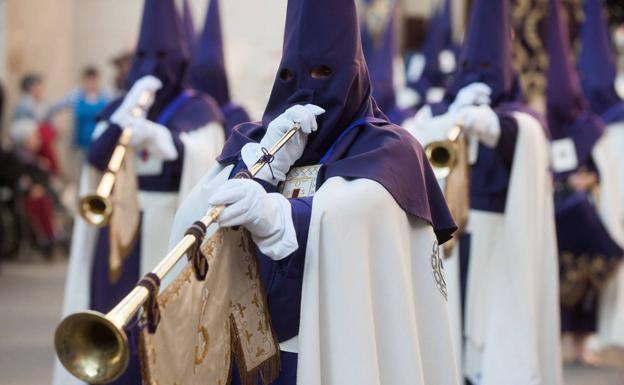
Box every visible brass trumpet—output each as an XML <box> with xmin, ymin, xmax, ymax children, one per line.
<box><xmin>55</xmin><ymin>124</ymin><xmax>302</xmax><ymax>384</ymax></box>
<box><xmin>78</xmin><ymin>91</ymin><xmax>154</xmax><ymax>227</ymax></box>
<box><xmin>424</xmin><ymin>125</ymin><xmax>463</xmax><ymax>179</ymax></box>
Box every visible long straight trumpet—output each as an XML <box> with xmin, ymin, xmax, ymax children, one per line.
<box><xmin>424</xmin><ymin>125</ymin><xmax>463</xmax><ymax>179</ymax></box>
<box><xmin>55</xmin><ymin>123</ymin><xmax>301</xmax><ymax>384</ymax></box>
<box><xmin>79</xmin><ymin>91</ymin><xmax>154</xmax><ymax>227</ymax></box>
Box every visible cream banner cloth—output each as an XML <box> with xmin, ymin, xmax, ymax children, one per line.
<box><xmin>141</xmin><ymin>228</ymin><xmax>280</xmax><ymax>385</ymax></box>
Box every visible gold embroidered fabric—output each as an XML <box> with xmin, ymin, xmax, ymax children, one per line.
<box><xmin>140</xmin><ymin>228</ymin><xmax>280</xmax><ymax>385</ymax></box>
<box><xmin>108</xmin><ymin>148</ymin><xmax>140</xmax><ymax>283</ymax></box>
<box><xmin>512</xmin><ymin>0</ymin><xmax>582</xmax><ymax>107</ymax></box>
<box><xmin>559</xmin><ymin>252</ymin><xmax>615</xmax><ymax>307</ymax></box>
<box><xmin>279</xmin><ymin>165</ymin><xmax>321</xmax><ymax>199</ymax></box>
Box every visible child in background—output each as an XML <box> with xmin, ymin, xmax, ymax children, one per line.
<box><xmin>47</xmin><ymin>66</ymin><xmax>111</xmax><ymax>153</ymax></box>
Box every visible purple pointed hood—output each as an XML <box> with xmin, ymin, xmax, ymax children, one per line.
<box><xmin>189</xmin><ymin>0</ymin><xmax>232</xmax><ymax>107</ymax></box>
<box><xmin>360</xmin><ymin>0</ymin><xmax>398</xmax><ymax>115</ymax></box>
<box><xmin>126</xmin><ymin>0</ymin><xmax>189</xmax><ymax>114</ymax></box>
<box><xmin>181</xmin><ymin>0</ymin><xmax>197</xmax><ymax>56</ymax></box>
<box><xmin>578</xmin><ymin>0</ymin><xmax>624</xmax><ymax>124</ymax></box>
<box><xmin>547</xmin><ymin>0</ymin><xmax>605</xmax><ymax>174</ymax></box>
<box><xmin>217</xmin><ymin>0</ymin><xmax>457</xmax><ymax>243</ymax></box>
<box><xmin>448</xmin><ymin>0</ymin><xmax>518</xmax><ymax>103</ymax></box>
<box><xmin>261</xmin><ymin>0</ymin><xmax>375</xmax><ymax>164</ymax></box>
<box><xmin>409</xmin><ymin>7</ymin><xmax>445</xmax><ymax>95</ymax></box>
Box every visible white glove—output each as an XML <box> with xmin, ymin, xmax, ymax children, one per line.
<box><xmin>208</xmin><ymin>179</ymin><xmax>297</xmax><ymax>260</ymax></box>
<box><xmin>457</xmin><ymin>105</ymin><xmax>501</xmax><ymax>148</ymax></box>
<box><xmin>449</xmin><ymin>82</ymin><xmax>492</xmax><ymax>112</ymax></box>
<box><xmin>396</xmin><ymin>87</ymin><xmax>421</xmax><ymax>110</ymax></box>
<box><xmin>406</xmin><ymin>53</ymin><xmax>426</xmax><ymax>83</ymax></box>
<box><xmin>110</xmin><ymin>75</ymin><xmax>162</xmax><ymax>128</ymax></box>
<box><xmin>438</xmin><ymin>49</ymin><xmax>457</xmax><ymax>75</ymax></box>
<box><xmin>241</xmin><ymin>104</ymin><xmax>325</xmax><ymax>184</ymax></box>
<box><xmin>127</xmin><ymin>117</ymin><xmax>178</xmax><ymax>160</ymax></box>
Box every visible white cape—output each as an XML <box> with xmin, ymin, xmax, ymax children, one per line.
<box><xmin>169</xmin><ymin>169</ymin><xmax>460</xmax><ymax>385</ymax></box>
<box><xmin>296</xmin><ymin>177</ymin><xmax>459</xmax><ymax>385</ymax></box>
<box><xmin>52</xmin><ymin>123</ymin><xmax>224</xmax><ymax>385</ymax></box>
<box><xmin>592</xmin><ymin>122</ymin><xmax>624</xmax><ymax>349</ymax></box>
<box><xmin>464</xmin><ymin>112</ymin><xmax>562</xmax><ymax>385</ymax></box>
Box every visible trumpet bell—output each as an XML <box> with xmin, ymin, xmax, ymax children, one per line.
<box><xmin>425</xmin><ymin>141</ymin><xmax>458</xmax><ymax>179</ymax></box>
<box><xmin>79</xmin><ymin>195</ymin><xmax>113</xmax><ymax>227</ymax></box>
<box><xmin>54</xmin><ymin>311</ymin><xmax>129</xmax><ymax>384</ymax></box>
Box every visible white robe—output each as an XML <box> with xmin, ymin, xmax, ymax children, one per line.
<box><xmin>52</xmin><ymin>122</ymin><xmax>224</xmax><ymax>385</ymax></box>
<box><xmin>465</xmin><ymin>112</ymin><xmax>562</xmax><ymax>385</ymax></box>
<box><xmin>407</xmin><ymin>109</ymin><xmax>563</xmax><ymax>385</ymax></box>
<box><xmin>169</xmin><ymin>168</ymin><xmax>461</xmax><ymax>385</ymax></box>
<box><xmin>592</xmin><ymin>122</ymin><xmax>624</xmax><ymax>349</ymax></box>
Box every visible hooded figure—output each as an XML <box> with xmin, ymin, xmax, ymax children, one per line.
<box><xmin>189</xmin><ymin>0</ymin><xmax>250</xmax><ymax>137</ymax></box>
<box><xmin>359</xmin><ymin>0</ymin><xmax>412</xmax><ymax>124</ymax></box>
<box><xmin>405</xmin><ymin>0</ymin><xmax>563</xmax><ymax>383</ymax></box>
<box><xmin>53</xmin><ymin>1</ymin><xmax>226</xmax><ymax>385</ymax></box>
<box><xmin>170</xmin><ymin>0</ymin><xmax>460</xmax><ymax>383</ymax></box>
<box><xmin>406</xmin><ymin>0</ymin><xmax>457</xmax><ymax>107</ymax></box>
<box><xmin>548</xmin><ymin>0</ymin><xmax>624</xmax><ymax>362</ymax></box>
<box><xmin>579</xmin><ymin>0</ymin><xmax>624</xmax><ymax>359</ymax></box>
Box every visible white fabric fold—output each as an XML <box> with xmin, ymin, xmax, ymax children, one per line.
<box><xmin>296</xmin><ymin>177</ymin><xmax>460</xmax><ymax>385</ymax></box>
<box><xmin>464</xmin><ymin>112</ymin><xmax>562</xmax><ymax>385</ymax></box>
<box><xmin>592</xmin><ymin>122</ymin><xmax>624</xmax><ymax>349</ymax></box>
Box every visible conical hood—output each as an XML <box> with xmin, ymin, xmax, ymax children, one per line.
<box><xmin>360</xmin><ymin>0</ymin><xmax>398</xmax><ymax>114</ymax></box>
<box><xmin>448</xmin><ymin>0</ymin><xmax>515</xmax><ymax>103</ymax></box>
<box><xmin>440</xmin><ymin>0</ymin><xmax>454</xmax><ymax>50</ymax></box>
<box><xmin>578</xmin><ymin>0</ymin><xmax>622</xmax><ymax>117</ymax></box>
<box><xmin>181</xmin><ymin>0</ymin><xmax>197</xmax><ymax>56</ymax></box>
<box><xmin>417</xmin><ymin>9</ymin><xmax>445</xmax><ymax>90</ymax></box>
<box><xmin>189</xmin><ymin>0</ymin><xmax>231</xmax><ymax>106</ymax></box>
<box><xmin>546</xmin><ymin>0</ymin><xmax>588</xmax><ymax>138</ymax></box>
<box><xmin>263</xmin><ymin>0</ymin><xmax>374</xmax><ymax>164</ymax></box>
<box><xmin>126</xmin><ymin>0</ymin><xmax>189</xmax><ymax>95</ymax></box>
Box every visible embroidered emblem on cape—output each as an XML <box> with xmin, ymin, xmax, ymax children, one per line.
<box><xmin>431</xmin><ymin>241</ymin><xmax>448</xmax><ymax>301</ymax></box>
<box><xmin>279</xmin><ymin>165</ymin><xmax>321</xmax><ymax>198</ymax></box>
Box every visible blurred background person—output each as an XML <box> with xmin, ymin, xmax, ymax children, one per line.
<box><xmin>12</xmin><ymin>73</ymin><xmax>47</xmax><ymax>122</ymax></box>
<box><xmin>47</xmin><ymin>66</ymin><xmax>111</xmax><ymax>155</ymax></box>
<box><xmin>546</xmin><ymin>0</ymin><xmax>624</xmax><ymax>365</ymax></box>
<box><xmin>111</xmin><ymin>52</ymin><xmax>134</xmax><ymax>97</ymax></box>
<box><xmin>406</xmin><ymin>0</ymin><xmax>562</xmax><ymax>383</ymax></box>
<box><xmin>9</xmin><ymin>118</ymin><xmax>63</xmax><ymax>260</ymax></box>
<box><xmin>577</xmin><ymin>0</ymin><xmax>624</xmax><ymax>366</ymax></box>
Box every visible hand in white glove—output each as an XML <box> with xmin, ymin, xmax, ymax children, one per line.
<box><xmin>449</xmin><ymin>82</ymin><xmax>492</xmax><ymax>112</ymax></box>
<box><xmin>110</xmin><ymin>75</ymin><xmax>162</xmax><ymax>128</ymax></box>
<box><xmin>127</xmin><ymin>117</ymin><xmax>178</xmax><ymax>160</ymax></box>
<box><xmin>241</xmin><ymin>104</ymin><xmax>325</xmax><ymax>184</ymax></box>
<box><xmin>406</xmin><ymin>53</ymin><xmax>426</xmax><ymax>83</ymax></box>
<box><xmin>208</xmin><ymin>179</ymin><xmax>297</xmax><ymax>260</ymax></box>
<box><xmin>457</xmin><ymin>105</ymin><xmax>501</xmax><ymax>148</ymax></box>
<box><xmin>396</xmin><ymin>87</ymin><xmax>421</xmax><ymax>110</ymax></box>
